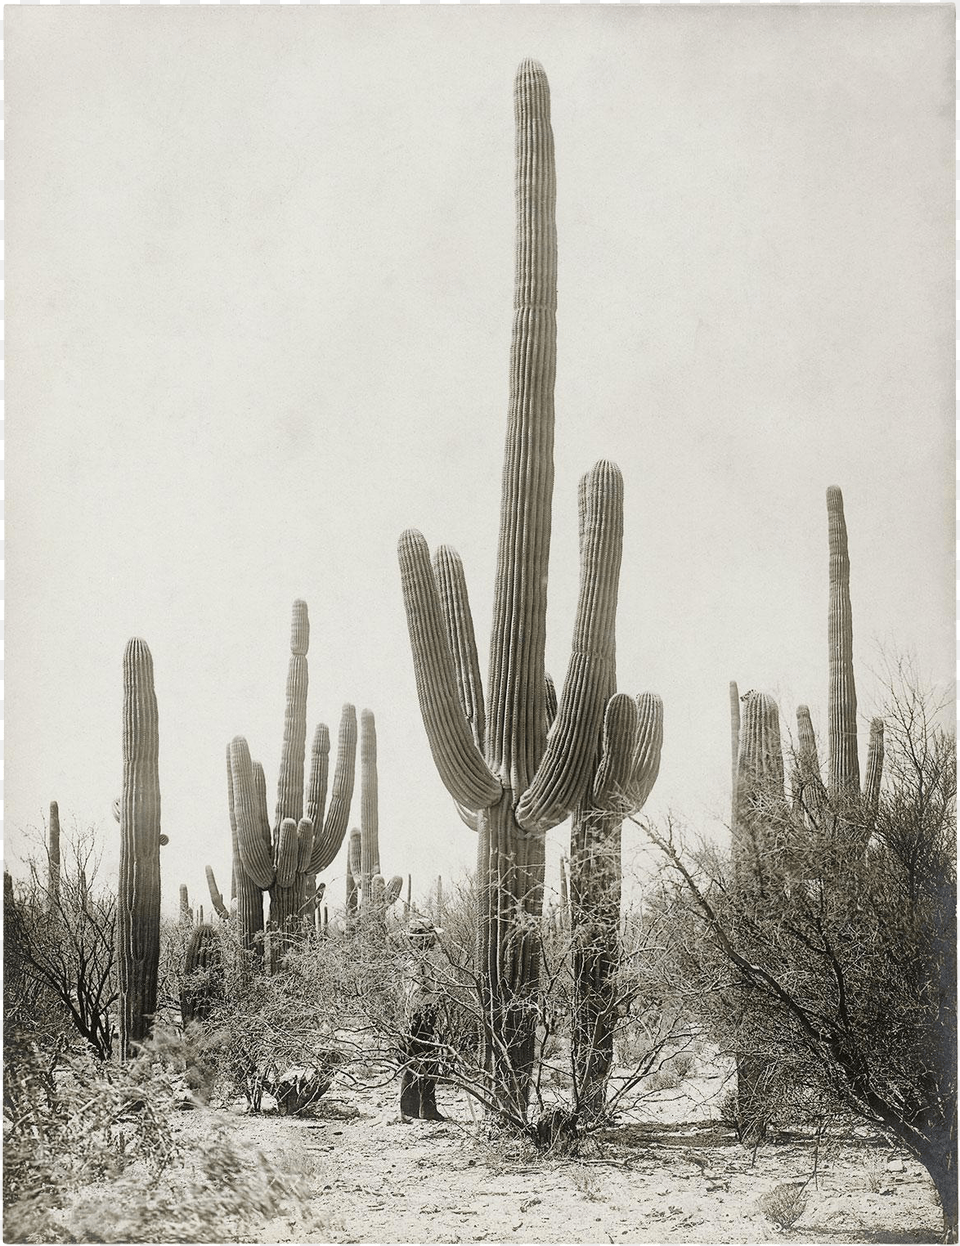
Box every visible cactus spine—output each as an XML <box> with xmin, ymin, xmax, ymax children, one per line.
<box><xmin>118</xmin><ymin>638</ymin><xmax>162</xmax><ymax>1058</ymax></box>
<box><xmin>399</xmin><ymin>63</ymin><xmax>659</xmax><ymax>1122</ymax></box>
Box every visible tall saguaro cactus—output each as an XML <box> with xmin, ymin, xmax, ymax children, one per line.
<box><xmin>398</xmin><ymin>62</ymin><xmax>661</xmax><ymax>1123</ymax></box>
<box><xmin>119</xmin><ymin>637</ymin><xmax>162</xmax><ymax>1058</ymax></box>
<box><xmin>827</xmin><ymin>486</ymin><xmax>859</xmax><ymax>799</ymax></box>
<box><xmin>792</xmin><ymin>490</ymin><xmax>884</xmax><ymax>843</ymax></box>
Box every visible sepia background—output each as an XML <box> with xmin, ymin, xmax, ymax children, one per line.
<box><xmin>6</xmin><ymin>5</ymin><xmax>955</xmax><ymax>911</ymax></box>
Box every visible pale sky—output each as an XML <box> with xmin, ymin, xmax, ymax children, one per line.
<box><xmin>7</xmin><ymin>6</ymin><xmax>955</xmax><ymax>915</ymax></box>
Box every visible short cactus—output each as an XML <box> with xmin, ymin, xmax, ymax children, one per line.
<box><xmin>118</xmin><ymin>638</ymin><xmax>162</xmax><ymax>1057</ymax></box>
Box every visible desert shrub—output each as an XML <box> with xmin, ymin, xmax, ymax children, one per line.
<box><xmin>758</xmin><ymin>1181</ymin><xmax>809</xmax><ymax>1230</ymax></box>
<box><xmin>5</xmin><ymin>827</ymin><xmax>117</xmax><ymax>1059</ymax></box>
<box><xmin>642</xmin><ymin>671</ymin><xmax>958</xmax><ymax>1241</ymax></box>
<box><xmin>3</xmin><ymin>1040</ymin><xmax>183</xmax><ymax>1227</ymax></box>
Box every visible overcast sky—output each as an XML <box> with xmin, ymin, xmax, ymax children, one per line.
<box><xmin>7</xmin><ymin>5</ymin><xmax>955</xmax><ymax>915</ymax></box>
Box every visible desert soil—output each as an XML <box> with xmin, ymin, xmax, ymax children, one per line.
<box><xmin>168</xmin><ymin>1068</ymin><xmax>943</xmax><ymax>1245</ymax></box>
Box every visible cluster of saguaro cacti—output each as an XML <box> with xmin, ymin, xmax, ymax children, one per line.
<box><xmin>398</xmin><ymin>62</ymin><xmax>662</xmax><ymax>1123</ymax></box>
<box><xmin>732</xmin><ymin>488</ymin><xmax>885</xmax><ymax>863</ymax></box>
<box><xmin>220</xmin><ymin>600</ymin><xmax>357</xmax><ymax>970</ymax></box>
<box><xmin>118</xmin><ymin>637</ymin><xmax>163</xmax><ymax>1058</ymax></box>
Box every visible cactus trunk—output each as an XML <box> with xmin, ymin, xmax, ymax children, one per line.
<box><xmin>118</xmin><ymin>638</ymin><xmax>162</xmax><ymax>1058</ymax></box>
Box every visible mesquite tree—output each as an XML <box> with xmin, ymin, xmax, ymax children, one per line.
<box><xmin>399</xmin><ymin>61</ymin><xmax>660</xmax><ymax>1124</ymax></box>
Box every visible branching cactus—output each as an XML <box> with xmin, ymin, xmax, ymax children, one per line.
<box><xmin>119</xmin><ymin>637</ymin><xmax>162</xmax><ymax>1058</ymax></box>
<box><xmin>48</xmin><ymin>801</ymin><xmax>61</xmax><ymax>911</ymax></box>
<box><xmin>224</xmin><ymin>601</ymin><xmax>358</xmax><ymax>963</ymax></box>
<box><xmin>398</xmin><ymin>62</ymin><xmax>662</xmax><ymax>1123</ymax></box>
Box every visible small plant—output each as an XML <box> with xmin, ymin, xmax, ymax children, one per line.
<box><xmin>758</xmin><ymin>1181</ymin><xmax>809</xmax><ymax>1230</ymax></box>
<box><xmin>570</xmin><ymin>1163</ymin><xmax>605</xmax><ymax>1203</ymax></box>
<box><xmin>646</xmin><ymin>1067</ymin><xmax>681</xmax><ymax>1092</ymax></box>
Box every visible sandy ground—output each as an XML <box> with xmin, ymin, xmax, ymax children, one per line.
<box><xmin>159</xmin><ymin>1068</ymin><xmax>944</xmax><ymax>1245</ymax></box>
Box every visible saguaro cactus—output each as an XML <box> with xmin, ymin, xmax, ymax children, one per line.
<box><xmin>181</xmin><ymin>923</ymin><xmax>222</xmax><ymax>1024</ymax></box>
<box><xmin>354</xmin><ymin>709</ymin><xmax>403</xmax><ymax>924</ymax></box>
<box><xmin>399</xmin><ymin>62</ymin><xmax>661</xmax><ymax>1123</ymax></box>
<box><xmin>733</xmin><ymin>689</ymin><xmax>786</xmax><ymax>866</ymax></box>
<box><xmin>119</xmin><ymin>637</ymin><xmax>162</xmax><ymax>1058</ymax></box>
<box><xmin>571</xmin><ymin>688</ymin><xmax>662</xmax><ymax>1121</ymax></box>
<box><xmin>792</xmin><ymin>491</ymin><xmax>883</xmax><ymax>842</ymax></box>
<box><xmin>827</xmin><ymin>486</ymin><xmax>859</xmax><ymax>799</ymax></box>
<box><xmin>47</xmin><ymin>801</ymin><xmax>61</xmax><ymax>910</ymax></box>
<box><xmin>225</xmin><ymin>601</ymin><xmax>358</xmax><ymax>963</ymax></box>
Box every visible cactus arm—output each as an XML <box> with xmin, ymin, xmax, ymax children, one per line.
<box><xmin>862</xmin><ymin>717</ymin><xmax>884</xmax><ymax>820</ymax></box>
<box><xmin>486</xmin><ymin>59</ymin><xmax>558</xmax><ymax>799</ymax></box>
<box><xmin>384</xmin><ymin>875</ymin><xmax>403</xmax><ymax>906</ymax></box>
<box><xmin>274</xmin><ymin>818</ymin><xmax>299</xmax><ymax>889</ymax></box>
<box><xmin>433</xmin><ymin>546</ymin><xmax>487</xmax><ymax>752</ymax></box>
<box><xmin>118</xmin><ymin>637</ymin><xmax>162</xmax><ymax>1056</ymax></box>
<box><xmin>455</xmin><ymin>802</ymin><xmax>479</xmax><ymax>832</ymax></box>
<box><xmin>305</xmin><ymin>724</ymin><xmax>330</xmax><ymax>839</ymax></box>
<box><xmin>517</xmin><ymin>461</ymin><xmax>624</xmax><ymax>832</ymax></box>
<box><xmin>205</xmin><ymin>865</ymin><xmax>229</xmax><ymax>920</ymax></box>
<box><xmin>309</xmin><ymin>704</ymin><xmax>357</xmax><ymax>873</ymax></box>
<box><xmin>229</xmin><ymin>738</ymin><xmax>275</xmax><ymax>889</ymax></box>
<box><xmin>592</xmin><ymin>694</ymin><xmax>639</xmax><ymax>812</ymax></box>
<box><xmin>827</xmin><ymin>487</ymin><xmax>860</xmax><ymax>795</ymax></box>
<box><xmin>629</xmin><ymin>692</ymin><xmax>664</xmax><ymax>811</ymax></box>
<box><xmin>399</xmin><ymin>530</ymin><xmax>500</xmax><ymax>810</ymax></box>
<box><xmin>252</xmin><ymin>761</ymin><xmax>273</xmax><ymax>857</ymax></box>
<box><xmin>275</xmin><ymin>602</ymin><xmax>309</xmax><ymax>831</ymax></box>
<box><xmin>290</xmin><ymin>598</ymin><xmax>309</xmax><ymax>657</ymax></box>
<box><xmin>296</xmin><ymin>817</ymin><xmax>315</xmax><ymax>879</ymax></box>
<box><xmin>360</xmin><ymin>709</ymin><xmax>381</xmax><ymax>889</ymax></box>
<box><xmin>545</xmin><ymin>673</ymin><xmax>558</xmax><ymax>732</ymax></box>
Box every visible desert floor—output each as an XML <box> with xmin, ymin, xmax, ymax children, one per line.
<box><xmin>151</xmin><ymin>1064</ymin><xmax>944</xmax><ymax>1246</ymax></box>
